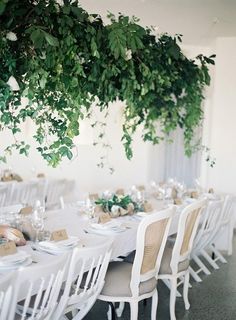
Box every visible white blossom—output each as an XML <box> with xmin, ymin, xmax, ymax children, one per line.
<box><xmin>7</xmin><ymin>76</ymin><xmax>20</xmax><ymax>91</ymax></box>
<box><xmin>6</xmin><ymin>32</ymin><xmax>17</xmax><ymax>41</ymax></box>
<box><xmin>88</xmin><ymin>15</ymin><xmax>95</xmax><ymax>23</ymax></box>
<box><xmin>125</xmin><ymin>49</ymin><xmax>132</xmax><ymax>61</ymax></box>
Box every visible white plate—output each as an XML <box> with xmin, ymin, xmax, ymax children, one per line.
<box><xmin>86</xmin><ymin>226</ymin><xmax>126</xmax><ymax>235</ymax></box>
<box><xmin>0</xmin><ymin>257</ymin><xmax>32</xmax><ymax>270</ymax></box>
<box><xmin>0</xmin><ymin>251</ymin><xmax>30</xmax><ymax>267</ymax></box>
<box><xmin>37</xmin><ymin>237</ymin><xmax>80</xmax><ymax>255</ymax></box>
<box><xmin>90</xmin><ymin>221</ymin><xmax>122</xmax><ymax>230</ymax></box>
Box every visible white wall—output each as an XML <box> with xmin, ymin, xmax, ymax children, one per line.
<box><xmin>0</xmin><ymin>101</ymin><xmax>151</xmax><ymax>193</ymax></box>
<box><xmin>201</xmin><ymin>37</ymin><xmax>236</xmax><ymax>193</ymax></box>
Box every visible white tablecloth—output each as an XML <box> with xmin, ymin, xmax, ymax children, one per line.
<box><xmin>0</xmin><ymin>203</ymin><xmax>180</xmax><ymax>301</ymax></box>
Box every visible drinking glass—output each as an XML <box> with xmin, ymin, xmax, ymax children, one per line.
<box><xmin>31</xmin><ymin>209</ymin><xmax>44</xmax><ymax>242</ymax></box>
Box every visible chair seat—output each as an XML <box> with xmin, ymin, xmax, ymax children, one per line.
<box><xmin>100</xmin><ymin>261</ymin><xmax>157</xmax><ymax>297</ymax></box>
<box><xmin>159</xmin><ymin>240</ymin><xmax>189</xmax><ymax>275</ymax></box>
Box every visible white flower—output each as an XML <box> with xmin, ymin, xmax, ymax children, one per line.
<box><xmin>88</xmin><ymin>15</ymin><xmax>95</xmax><ymax>23</ymax></box>
<box><xmin>55</xmin><ymin>0</ymin><xmax>64</xmax><ymax>5</ymax></box>
<box><xmin>6</xmin><ymin>32</ymin><xmax>17</xmax><ymax>41</ymax></box>
<box><xmin>125</xmin><ymin>49</ymin><xmax>132</xmax><ymax>61</ymax></box>
<box><xmin>7</xmin><ymin>76</ymin><xmax>20</xmax><ymax>91</ymax></box>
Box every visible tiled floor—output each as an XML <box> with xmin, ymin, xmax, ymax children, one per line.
<box><xmin>84</xmin><ymin>236</ymin><xmax>236</xmax><ymax>320</ymax></box>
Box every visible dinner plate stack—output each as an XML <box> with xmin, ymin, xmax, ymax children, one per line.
<box><xmin>0</xmin><ymin>251</ymin><xmax>32</xmax><ymax>270</ymax></box>
<box><xmin>87</xmin><ymin>221</ymin><xmax>126</xmax><ymax>235</ymax></box>
<box><xmin>36</xmin><ymin>236</ymin><xmax>81</xmax><ymax>255</ymax></box>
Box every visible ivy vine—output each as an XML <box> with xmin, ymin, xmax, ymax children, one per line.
<box><xmin>0</xmin><ymin>0</ymin><xmax>215</xmax><ymax>167</ymax></box>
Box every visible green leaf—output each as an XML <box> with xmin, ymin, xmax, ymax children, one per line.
<box><xmin>44</xmin><ymin>32</ymin><xmax>59</xmax><ymax>47</ymax></box>
<box><xmin>30</xmin><ymin>29</ymin><xmax>44</xmax><ymax>48</ymax></box>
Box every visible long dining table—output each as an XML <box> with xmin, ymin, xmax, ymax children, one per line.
<box><xmin>0</xmin><ymin>199</ymin><xmax>181</xmax><ymax>301</ymax></box>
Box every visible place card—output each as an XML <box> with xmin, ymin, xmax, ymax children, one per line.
<box><xmin>98</xmin><ymin>212</ymin><xmax>111</xmax><ymax>224</ymax></box>
<box><xmin>208</xmin><ymin>188</ymin><xmax>214</xmax><ymax>194</ymax></box>
<box><xmin>190</xmin><ymin>191</ymin><xmax>199</xmax><ymax>199</ymax></box>
<box><xmin>0</xmin><ymin>241</ymin><xmax>17</xmax><ymax>257</ymax></box>
<box><xmin>137</xmin><ymin>185</ymin><xmax>145</xmax><ymax>191</ymax></box>
<box><xmin>89</xmin><ymin>193</ymin><xmax>99</xmax><ymax>200</ymax></box>
<box><xmin>116</xmin><ymin>188</ymin><xmax>125</xmax><ymax>195</ymax></box>
<box><xmin>143</xmin><ymin>202</ymin><xmax>153</xmax><ymax>212</ymax></box>
<box><xmin>20</xmin><ymin>206</ymin><xmax>33</xmax><ymax>215</ymax></box>
<box><xmin>174</xmin><ymin>198</ymin><xmax>182</xmax><ymax>205</ymax></box>
<box><xmin>50</xmin><ymin>229</ymin><xmax>68</xmax><ymax>242</ymax></box>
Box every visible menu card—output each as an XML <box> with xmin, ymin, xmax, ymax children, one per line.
<box><xmin>0</xmin><ymin>241</ymin><xmax>17</xmax><ymax>256</ymax></box>
<box><xmin>20</xmin><ymin>206</ymin><xmax>33</xmax><ymax>215</ymax></box>
<box><xmin>98</xmin><ymin>212</ymin><xmax>111</xmax><ymax>224</ymax></box>
<box><xmin>50</xmin><ymin>229</ymin><xmax>68</xmax><ymax>242</ymax></box>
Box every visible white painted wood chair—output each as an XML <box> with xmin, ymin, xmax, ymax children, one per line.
<box><xmin>158</xmin><ymin>198</ymin><xmax>207</xmax><ymax>320</ymax></box>
<box><xmin>8</xmin><ymin>253</ymin><xmax>69</xmax><ymax>320</ymax></box>
<box><xmin>213</xmin><ymin>194</ymin><xmax>236</xmax><ymax>256</ymax></box>
<box><xmin>45</xmin><ymin>179</ymin><xmax>68</xmax><ymax>209</ymax></box>
<box><xmin>0</xmin><ymin>183</ymin><xmax>14</xmax><ymax>206</ymax></box>
<box><xmin>98</xmin><ymin>206</ymin><xmax>176</xmax><ymax>320</ymax></box>
<box><xmin>9</xmin><ymin>181</ymin><xmax>39</xmax><ymax>206</ymax></box>
<box><xmin>190</xmin><ymin>199</ymin><xmax>224</xmax><ymax>282</ymax></box>
<box><xmin>54</xmin><ymin>240</ymin><xmax>113</xmax><ymax>320</ymax></box>
<box><xmin>0</xmin><ymin>272</ymin><xmax>15</xmax><ymax>320</ymax></box>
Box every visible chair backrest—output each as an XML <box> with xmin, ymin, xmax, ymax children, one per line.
<box><xmin>8</xmin><ymin>253</ymin><xmax>69</xmax><ymax>320</ymax></box>
<box><xmin>9</xmin><ymin>181</ymin><xmax>39</xmax><ymax>206</ymax></box>
<box><xmin>45</xmin><ymin>179</ymin><xmax>68</xmax><ymax>209</ymax></box>
<box><xmin>193</xmin><ymin>200</ymin><xmax>224</xmax><ymax>254</ymax></box>
<box><xmin>0</xmin><ymin>204</ymin><xmax>23</xmax><ymax>215</ymax></box>
<box><xmin>220</xmin><ymin>194</ymin><xmax>236</xmax><ymax>225</ymax></box>
<box><xmin>54</xmin><ymin>241</ymin><xmax>112</xmax><ymax>320</ymax></box>
<box><xmin>130</xmin><ymin>206</ymin><xmax>175</xmax><ymax>297</ymax></box>
<box><xmin>0</xmin><ymin>183</ymin><xmax>13</xmax><ymax>207</ymax></box>
<box><xmin>170</xmin><ymin>198</ymin><xmax>207</xmax><ymax>273</ymax></box>
<box><xmin>0</xmin><ymin>272</ymin><xmax>15</xmax><ymax>320</ymax></box>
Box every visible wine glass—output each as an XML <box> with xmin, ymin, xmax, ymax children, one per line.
<box><xmin>31</xmin><ymin>209</ymin><xmax>44</xmax><ymax>242</ymax></box>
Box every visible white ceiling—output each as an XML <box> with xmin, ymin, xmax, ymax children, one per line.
<box><xmin>79</xmin><ymin>0</ymin><xmax>236</xmax><ymax>46</ymax></box>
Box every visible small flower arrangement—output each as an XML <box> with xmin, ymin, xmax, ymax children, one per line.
<box><xmin>95</xmin><ymin>194</ymin><xmax>142</xmax><ymax>217</ymax></box>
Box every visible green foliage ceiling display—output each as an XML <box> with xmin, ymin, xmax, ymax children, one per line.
<box><xmin>0</xmin><ymin>0</ymin><xmax>215</xmax><ymax>167</ymax></box>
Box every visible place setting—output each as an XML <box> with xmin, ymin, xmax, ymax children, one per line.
<box><xmin>0</xmin><ymin>240</ymin><xmax>32</xmax><ymax>271</ymax></box>
<box><xmin>33</xmin><ymin>229</ymin><xmax>82</xmax><ymax>255</ymax></box>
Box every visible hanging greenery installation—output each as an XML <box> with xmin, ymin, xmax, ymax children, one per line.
<box><xmin>0</xmin><ymin>0</ymin><xmax>215</xmax><ymax>167</ymax></box>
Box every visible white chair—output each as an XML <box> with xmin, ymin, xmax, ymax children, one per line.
<box><xmin>9</xmin><ymin>181</ymin><xmax>39</xmax><ymax>206</ymax></box>
<box><xmin>98</xmin><ymin>206</ymin><xmax>175</xmax><ymax>320</ymax></box>
<box><xmin>213</xmin><ymin>194</ymin><xmax>236</xmax><ymax>256</ymax></box>
<box><xmin>158</xmin><ymin>198</ymin><xmax>207</xmax><ymax>320</ymax></box>
<box><xmin>54</xmin><ymin>240</ymin><xmax>113</xmax><ymax>320</ymax></box>
<box><xmin>190</xmin><ymin>200</ymin><xmax>224</xmax><ymax>282</ymax></box>
<box><xmin>0</xmin><ymin>272</ymin><xmax>15</xmax><ymax>320</ymax></box>
<box><xmin>0</xmin><ymin>183</ymin><xmax>13</xmax><ymax>206</ymax></box>
<box><xmin>8</xmin><ymin>253</ymin><xmax>69</xmax><ymax>320</ymax></box>
<box><xmin>45</xmin><ymin>179</ymin><xmax>68</xmax><ymax>209</ymax></box>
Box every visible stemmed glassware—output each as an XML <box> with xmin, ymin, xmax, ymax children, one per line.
<box><xmin>31</xmin><ymin>206</ymin><xmax>44</xmax><ymax>242</ymax></box>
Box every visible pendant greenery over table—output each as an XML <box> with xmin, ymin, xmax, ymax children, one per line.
<box><xmin>0</xmin><ymin>0</ymin><xmax>215</xmax><ymax>167</ymax></box>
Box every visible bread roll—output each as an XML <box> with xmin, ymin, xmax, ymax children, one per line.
<box><xmin>0</xmin><ymin>225</ymin><xmax>26</xmax><ymax>246</ymax></box>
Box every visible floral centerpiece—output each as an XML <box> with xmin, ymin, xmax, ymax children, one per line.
<box><xmin>95</xmin><ymin>194</ymin><xmax>142</xmax><ymax>218</ymax></box>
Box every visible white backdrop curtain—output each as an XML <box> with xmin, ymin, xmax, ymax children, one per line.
<box><xmin>163</xmin><ymin>128</ymin><xmax>201</xmax><ymax>187</ymax></box>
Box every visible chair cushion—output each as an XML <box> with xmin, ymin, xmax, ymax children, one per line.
<box><xmin>100</xmin><ymin>262</ymin><xmax>157</xmax><ymax>297</ymax></box>
<box><xmin>159</xmin><ymin>240</ymin><xmax>189</xmax><ymax>274</ymax></box>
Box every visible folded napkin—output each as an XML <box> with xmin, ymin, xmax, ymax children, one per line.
<box><xmin>91</xmin><ymin>220</ymin><xmax>122</xmax><ymax>230</ymax></box>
